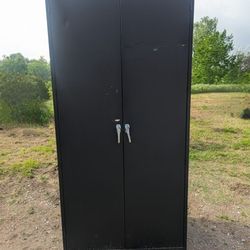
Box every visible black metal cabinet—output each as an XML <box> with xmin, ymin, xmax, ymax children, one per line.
<box><xmin>46</xmin><ymin>0</ymin><xmax>194</xmax><ymax>249</ymax></box>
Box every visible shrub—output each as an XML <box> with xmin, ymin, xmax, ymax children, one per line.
<box><xmin>9</xmin><ymin>101</ymin><xmax>52</xmax><ymax>125</ymax></box>
<box><xmin>241</xmin><ymin>108</ymin><xmax>250</xmax><ymax>119</ymax></box>
<box><xmin>0</xmin><ymin>101</ymin><xmax>12</xmax><ymax>124</ymax></box>
<box><xmin>0</xmin><ymin>72</ymin><xmax>51</xmax><ymax>125</ymax></box>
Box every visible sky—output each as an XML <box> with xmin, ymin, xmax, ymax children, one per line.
<box><xmin>0</xmin><ymin>0</ymin><xmax>249</xmax><ymax>61</ymax></box>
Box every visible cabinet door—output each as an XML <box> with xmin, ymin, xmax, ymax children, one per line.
<box><xmin>122</xmin><ymin>0</ymin><xmax>193</xmax><ymax>248</ymax></box>
<box><xmin>46</xmin><ymin>1</ymin><xmax>124</xmax><ymax>249</ymax></box>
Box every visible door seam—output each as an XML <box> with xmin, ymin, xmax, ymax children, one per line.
<box><xmin>119</xmin><ymin>0</ymin><xmax>127</xmax><ymax>248</ymax></box>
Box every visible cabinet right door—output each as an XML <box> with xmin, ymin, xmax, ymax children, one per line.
<box><xmin>122</xmin><ymin>0</ymin><xmax>193</xmax><ymax>248</ymax></box>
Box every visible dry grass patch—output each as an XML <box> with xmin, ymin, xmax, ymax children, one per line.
<box><xmin>0</xmin><ymin>125</ymin><xmax>56</xmax><ymax>177</ymax></box>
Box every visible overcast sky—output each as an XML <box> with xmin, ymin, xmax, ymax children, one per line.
<box><xmin>0</xmin><ymin>0</ymin><xmax>249</xmax><ymax>60</ymax></box>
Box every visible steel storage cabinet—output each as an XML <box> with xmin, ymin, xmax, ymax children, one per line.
<box><xmin>46</xmin><ymin>0</ymin><xmax>194</xmax><ymax>249</ymax></box>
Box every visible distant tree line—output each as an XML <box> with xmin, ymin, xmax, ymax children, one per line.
<box><xmin>0</xmin><ymin>53</ymin><xmax>52</xmax><ymax>125</ymax></box>
<box><xmin>193</xmin><ymin>17</ymin><xmax>250</xmax><ymax>85</ymax></box>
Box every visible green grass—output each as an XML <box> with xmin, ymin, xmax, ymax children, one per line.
<box><xmin>192</xmin><ymin>84</ymin><xmax>250</xmax><ymax>94</ymax></box>
<box><xmin>31</xmin><ymin>145</ymin><xmax>55</xmax><ymax>154</ymax></box>
<box><xmin>190</xmin><ymin>93</ymin><xmax>250</xmax><ymax>218</ymax></box>
<box><xmin>11</xmin><ymin>159</ymin><xmax>40</xmax><ymax>177</ymax></box>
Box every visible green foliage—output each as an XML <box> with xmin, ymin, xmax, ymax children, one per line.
<box><xmin>28</xmin><ymin>57</ymin><xmax>51</xmax><ymax>82</ymax></box>
<box><xmin>0</xmin><ymin>101</ymin><xmax>12</xmax><ymax>123</ymax></box>
<box><xmin>241</xmin><ymin>108</ymin><xmax>250</xmax><ymax>119</ymax></box>
<box><xmin>0</xmin><ymin>72</ymin><xmax>52</xmax><ymax>125</ymax></box>
<box><xmin>240</xmin><ymin>53</ymin><xmax>250</xmax><ymax>83</ymax></box>
<box><xmin>13</xmin><ymin>101</ymin><xmax>52</xmax><ymax>125</ymax></box>
<box><xmin>0</xmin><ymin>53</ymin><xmax>51</xmax><ymax>101</ymax></box>
<box><xmin>0</xmin><ymin>73</ymin><xmax>48</xmax><ymax>104</ymax></box>
<box><xmin>191</xmin><ymin>84</ymin><xmax>250</xmax><ymax>94</ymax></box>
<box><xmin>0</xmin><ymin>53</ymin><xmax>28</xmax><ymax>74</ymax></box>
<box><xmin>222</xmin><ymin>53</ymin><xmax>250</xmax><ymax>84</ymax></box>
<box><xmin>46</xmin><ymin>81</ymin><xmax>53</xmax><ymax>99</ymax></box>
<box><xmin>192</xmin><ymin>17</ymin><xmax>240</xmax><ymax>84</ymax></box>
<box><xmin>0</xmin><ymin>53</ymin><xmax>52</xmax><ymax>125</ymax></box>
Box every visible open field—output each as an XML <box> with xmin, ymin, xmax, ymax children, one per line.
<box><xmin>188</xmin><ymin>93</ymin><xmax>250</xmax><ymax>249</ymax></box>
<box><xmin>0</xmin><ymin>93</ymin><xmax>250</xmax><ymax>249</ymax></box>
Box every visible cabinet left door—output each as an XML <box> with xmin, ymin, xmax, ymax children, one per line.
<box><xmin>46</xmin><ymin>1</ymin><xmax>124</xmax><ymax>249</ymax></box>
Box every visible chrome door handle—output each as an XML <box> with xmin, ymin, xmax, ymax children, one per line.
<box><xmin>116</xmin><ymin>124</ymin><xmax>122</xmax><ymax>144</ymax></box>
<box><xmin>125</xmin><ymin>124</ymin><xmax>132</xmax><ymax>143</ymax></box>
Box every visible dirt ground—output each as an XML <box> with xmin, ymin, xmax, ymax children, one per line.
<box><xmin>1</xmin><ymin>170</ymin><xmax>249</xmax><ymax>250</ymax></box>
<box><xmin>0</xmin><ymin>93</ymin><xmax>250</xmax><ymax>249</ymax></box>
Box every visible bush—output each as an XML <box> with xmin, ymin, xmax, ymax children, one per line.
<box><xmin>0</xmin><ymin>100</ymin><xmax>12</xmax><ymax>123</ymax></box>
<box><xmin>191</xmin><ymin>84</ymin><xmax>250</xmax><ymax>94</ymax></box>
<box><xmin>9</xmin><ymin>101</ymin><xmax>52</xmax><ymax>125</ymax></box>
<box><xmin>241</xmin><ymin>108</ymin><xmax>250</xmax><ymax>119</ymax></box>
<box><xmin>0</xmin><ymin>72</ymin><xmax>51</xmax><ymax>125</ymax></box>
<box><xmin>0</xmin><ymin>100</ymin><xmax>52</xmax><ymax>125</ymax></box>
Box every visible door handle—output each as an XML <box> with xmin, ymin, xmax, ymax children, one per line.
<box><xmin>125</xmin><ymin>124</ymin><xmax>132</xmax><ymax>143</ymax></box>
<box><xmin>116</xmin><ymin>124</ymin><xmax>122</xmax><ymax>144</ymax></box>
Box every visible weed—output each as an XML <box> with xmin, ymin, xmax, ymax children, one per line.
<box><xmin>233</xmin><ymin>139</ymin><xmax>250</xmax><ymax>150</ymax></box>
<box><xmin>217</xmin><ymin>215</ymin><xmax>232</xmax><ymax>221</ymax></box>
<box><xmin>0</xmin><ymin>168</ymin><xmax>7</xmax><ymax>175</ymax></box>
<box><xmin>220</xmin><ymin>127</ymin><xmax>239</xmax><ymax>134</ymax></box>
<box><xmin>28</xmin><ymin>207</ymin><xmax>35</xmax><ymax>215</ymax></box>
<box><xmin>40</xmin><ymin>175</ymin><xmax>49</xmax><ymax>183</ymax></box>
<box><xmin>11</xmin><ymin>159</ymin><xmax>40</xmax><ymax>177</ymax></box>
<box><xmin>31</xmin><ymin>145</ymin><xmax>55</xmax><ymax>154</ymax></box>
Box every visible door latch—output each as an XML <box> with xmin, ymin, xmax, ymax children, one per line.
<box><xmin>116</xmin><ymin>124</ymin><xmax>122</xmax><ymax>144</ymax></box>
<box><xmin>125</xmin><ymin>124</ymin><xmax>132</xmax><ymax>143</ymax></box>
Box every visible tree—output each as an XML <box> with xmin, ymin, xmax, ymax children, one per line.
<box><xmin>0</xmin><ymin>53</ymin><xmax>28</xmax><ymax>74</ymax></box>
<box><xmin>239</xmin><ymin>53</ymin><xmax>250</xmax><ymax>84</ymax></box>
<box><xmin>241</xmin><ymin>53</ymin><xmax>250</xmax><ymax>72</ymax></box>
<box><xmin>192</xmin><ymin>17</ymin><xmax>238</xmax><ymax>84</ymax></box>
<box><xmin>27</xmin><ymin>57</ymin><xmax>51</xmax><ymax>99</ymax></box>
<box><xmin>0</xmin><ymin>53</ymin><xmax>52</xmax><ymax>125</ymax></box>
<box><xmin>28</xmin><ymin>57</ymin><xmax>51</xmax><ymax>82</ymax></box>
<box><xmin>222</xmin><ymin>53</ymin><xmax>245</xmax><ymax>83</ymax></box>
<box><xmin>0</xmin><ymin>72</ymin><xmax>51</xmax><ymax>124</ymax></box>
<box><xmin>0</xmin><ymin>53</ymin><xmax>50</xmax><ymax>101</ymax></box>
<box><xmin>224</xmin><ymin>52</ymin><xmax>250</xmax><ymax>84</ymax></box>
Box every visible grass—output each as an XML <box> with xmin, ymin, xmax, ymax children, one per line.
<box><xmin>31</xmin><ymin>145</ymin><xmax>55</xmax><ymax>154</ymax></box>
<box><xmin>11</xmin><ymin>159</ymin><xmax>40</xmax><ymax>177</ymax></box>
<box><xmin>0</xmin><ymin>125</ymin><xmax>56</xmax><ymax>177</ymax></box>
<box><xmin>192</xmin><ymin>84</ymin><xmax>250</xmax><ymax>94</ymax></box>
<box><xmin>189</xmin><ymin>93</ymin><xmax>250</xmax><ymax>222</ymax></box>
